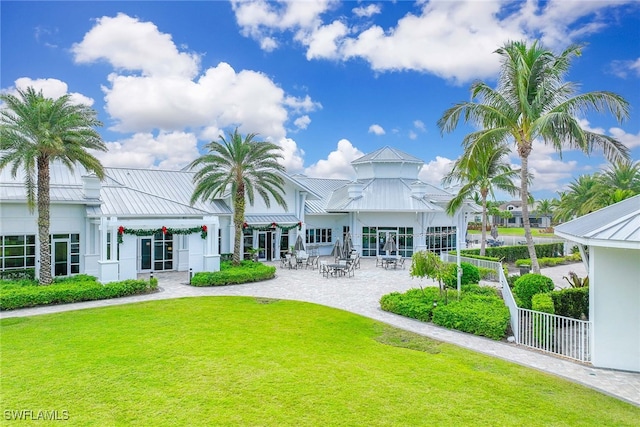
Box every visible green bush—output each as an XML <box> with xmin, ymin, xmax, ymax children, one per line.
<box><xmin>443</xmin><ymin>262</ymin><xmax>480</xmax><ymax>289</ymax></box>
<box><xmin>191</xmin><ymin>260</ymin><xmax>276</xmax><ymax>286</ymax></box>
<box><xmin>460</xmin><ymin>243</ymin><xmax>564</xmax><ymax>263</ymax></box>
<box><xmin>0</xmin><ymin>268</ymin><xmax>35</xmax><ymax>281</ymax></box>
<box><xmin>477</xmin><ymin>266</ymin><xmax>497</xmax><ymax>280</ymax></box>
<box><xmin>513</xmin><ymin>274</ymin><xmax>554</xmax><ymax>309</ymax></box>
<box><xmin>532</xmin><ymin>293</ymin><xmax>555</xmax><ymax>314</ymax></box>
<box><xmin>0</xmin><ymin>277</ymin><xmax>157</xmax><ymax>310</ymax></box>
<box><xmin>379</xmin><ymin>288</ymin><xmax>438</xmax><ymax>322</ymax></box>
<box><xmin>381</xmin><ymin>286</ymin><xmax>509</xmax><ymax>340</ymax></box>
<box><xmin>432</xmin><ymin>294</ymin><xmax>510</xmax><ymax>340</ymax></box>
<box><xmin>549</xmin><ymin>287</ymin><xmax>589</xmax><ymax>320</ymax></box>
<box><xmin>531</xmin><ymin>293</ymin><xmax>555</xmax><ymax>345</ymax></box>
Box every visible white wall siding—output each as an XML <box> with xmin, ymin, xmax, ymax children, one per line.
<box><xmin>591</xmin><ymin>247</ymin><xmax>640</xmax><ymax>372</ymax></box>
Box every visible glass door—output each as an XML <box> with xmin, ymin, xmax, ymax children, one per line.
<box><xmin>52</xmin><ymin>239</ymin><xmax>69</xmax><ymax>277</ymax></box>
<box><xmin>378</xmin><ymin>229</ymin><xmax>398</xmax><ymax>256</ymax></box>
<box><xmin>140</xmin><ymin>238</ymin><xmax>152</xmax><ymax>270</ymax></box>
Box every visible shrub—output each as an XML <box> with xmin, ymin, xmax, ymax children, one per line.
<box><xmin>443</xmin><ymin>262</ymin><xmax>480</xmax><ymax>289</ymax></box>
<box><xmin>477</xmin><ymin>266</ymin><xmax>497</xmax><ymax>281</ymax></box>
<box><xmin>0</xmin><ymin>268</ymin><xmax>35</xmax><ymax>281</ymax></box>
<box><xmin>531</xmin><ymin>293</ymin><xmax>555</xmax><ymax>346</ymax></box>
<box><xmin>460</xmin><ymin>242</ymin><xmax>564</xmax><ymax>263</ymax></box>
<box><xmin>191</xmin><ymin>260</ymin><xmax>276</xmax><ymax>286</ymax></box>
<box><xmin>380</xmin><ymin>288</ymin><xmax>438</xmax><ymax>322</ymax></box>
<box><xmin>381</xmin><ymin>285</ymin><xmax>509</xmax><ymax>340</ymax></box>
<box><xmin>0</xmin><ymin>277</ymin><xmax>157</xmax><ymax>310</ymax></box>
<box><xmin>513</xmin><ymin>274</ymin><xmax>554</xmax><ymax>309</ymax></box>
<box><xmin>432</xmin><ymin>294</ymin><xmax>510</xmax><ymax>340</ymax></box>
<box><xmin>549</xmin><ymin>287</ymin><xmax>589</xmax><ymax>320</ymax></box>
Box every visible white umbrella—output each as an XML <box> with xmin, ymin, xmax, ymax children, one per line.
<box><xmin>331</xmin><ymin>239</ymin><xmax>343</xmax><ymax>258</ymax></box>
<box><xmin>382</xmin><ymin>235</ymin><xmax>397</xmax><ymax>253</ymax></box>
<box><xmin>294</xmin><ymin>234</ymin><xmax>306</xmax><ymax>252</ymax></box>
<box><xmin>343</xmin><ymin>232</ymin><xmax>353</xmax><ymax>255</ymax></box>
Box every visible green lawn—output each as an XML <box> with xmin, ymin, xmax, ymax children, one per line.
<box><xmin>2</xmin><ymin>297</ymin><xmax>637</xmax><ymax>426</ymax></box>
<box><xmin>468</xmin><ymin>227</ymin><xmax>556</xmax><ymax>238</ymax></box>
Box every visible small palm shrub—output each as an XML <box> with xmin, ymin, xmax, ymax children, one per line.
<box><xmin>513</xmin><ymin>274</ymin><xmax>554</xmax><ymax>309</ymax></box>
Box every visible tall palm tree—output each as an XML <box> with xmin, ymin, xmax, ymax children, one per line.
<box><xmin>0</xmin><ymin>87</ymin><xmax>106</xmax><ymax>285</ymax></box>
<box><xmin>438</xmin><ymin>40</ymin><xmax>630</xmax><ymax>273</ymax></box>
<box><xmin>442</xmin><ymin>140</ymin><xmax>519</xmax><ymax>256</ymax></box>
<box><xmin>598</xmin><ymin>160</ymin><xmax>640</xmax><ymax>205</ymax></box>
<box><xmin>533</xmin><ymin>199</ymin><xmax>554</xmax><ymax>227</ymax></box>
<box><xmin>189</xmin><ymin>129</ymin><xmax>288</xmax><ymax>265</ymax></box>
<box><xmin>554</xmin><ymin>174</ymin><xmax>602</xmax><ymax>222</ymax></box>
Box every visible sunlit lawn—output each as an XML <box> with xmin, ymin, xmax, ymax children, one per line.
<box><xmin>2</xmin><ymin>297</ymin><xmax>638</xmax><ymax>426</ymax></box>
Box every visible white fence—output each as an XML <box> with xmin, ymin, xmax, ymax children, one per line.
<box><xmin>443</xmin><ymin>253</ymin><xmax>592</xmax><ymax>363</ymax></box>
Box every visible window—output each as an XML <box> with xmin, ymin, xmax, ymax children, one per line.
<box><xmin>425</xmin><ymin>227</ymin><xmax>456</xmax><ymax>254</ymax></box>
<box><xmin>1</xmin><ymin>235</ymin><xmax>36</xmax><ymax>271</ymax></box>
<box><xmin>305</xmin><ymin>228</ymin><xmax>332</xmax><ymax>244</ymax></box>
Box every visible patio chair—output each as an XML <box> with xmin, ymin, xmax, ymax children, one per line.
<box><xmin>345</xmin><ymin>260</ymin><xmax>356</xmax><ymax>277</ymax></box>
<box><xmin>309</xmin><ymin>255</ymin><xmax>319</xmax><ymax>270</ymax></box>
<box><xmin>395</xmin><ymin>256</ymin><xmax>405</xmax><ymax>269</ymax></box>
<box><xmin>376</xmin><ymin>255</ymin><xmax>383</xmax><ymax>267</ymax></box>
<box><xmin>287</xmin><ymin>255</ymin><xmax>297</xmax><ymax>270</ymax></box>
<box><xmin>319</xmin><ymin>260</ymin><xmax>329</xmax><ymax>277</ymax></box>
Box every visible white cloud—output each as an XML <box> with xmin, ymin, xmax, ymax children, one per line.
<box><xmin>277</xmin><ymin>137</ymin><xmax>306</xmax><ymax>173</ymax></box>
<box><xmin>72</xmin><ymin>13</ymin><xmax>200</xmax><ymax>78</ymax></box>
<box><xmin>304</xmin><ymin>139</ymin><xmax>363</xmax><ymax>179</ymax></box>
<box><xmin>408</xmin><ymin>130</ymin><xmax>418</xmax><ymax>140</ymax></box>
<box><xmin>232</xmin><ymin>0</ymin><xmax>635</xmax><ymax>84</ymax></box>
<box><xmin>608</xmin><ymin>127</ymin><xmax>640</xmax><ymax>150</ymax></box>
<box><xmin>293</xmin><ymin>115</ymin><xmax>311</xmax><ymax>130</ymax></box>
<box><xmin>96</xmin><ymin>131</ymin><xmax>200</xmax><ymax>169</ymax></box>
<box><xmin>368</xmin><ymin>124</ymin><xmax>385</xmax><ymax>135</ymax></box>
<box><xmin>71</xmin><ymin>14</ymin><xmax>320</xmax><ymax>147</ymax></box>
<box><xmin>418</xmin><ymin>156</ymin><xmax>454</xmax><ymax>186</ymax></box>
<box><xmin>413</xmin><ymin>120</ymin><xmax>426</xmax><ymax>131</ymax></box>
<box><xmin>7</xmin><ymin>77</ymin><xmax>94</xmax><ymax>106</ymax></box>
<box><xmin>608</xmin><ymin>57</ymin><xmax>640</xmax><ymax>79</ymax></box>
<box><xmin>353</xmin><ymin>4</ymin><xmax>381</xmax><ymax>18</ymax></box>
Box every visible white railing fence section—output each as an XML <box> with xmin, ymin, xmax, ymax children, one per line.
<box><xmin>442</xmin><ymin>252</ymin><xmax>592</xmax><ymax>363</ymax></box>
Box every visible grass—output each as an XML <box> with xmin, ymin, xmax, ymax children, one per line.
<box><xmin>468</xmin><ymin>227</ymin><xmax>555</xmax><ymax>238</ymax></box>
<box><xmin>2</xmin><ymin>297</ymin><xmax>638</xmax><ymax>426</ymax></box>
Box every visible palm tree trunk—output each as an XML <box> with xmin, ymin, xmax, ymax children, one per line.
<box><xmin>232</xmin><ymin>189</ymin><xmax>245</xmax><ymax>266</ymax></box>
<box><xmin>37</xmin><ymin>156</ymin><xmax>53</xmax><ymax>285</ymax></box>
<box><xmin>519</xmin><ymin>153</ymin><xmax>540</xmax><ymax>273</ymax></box>
<box><xmin>480</xmin><ymin>195</ymin><xmax>488</xmax><ymax>257</ymax></box>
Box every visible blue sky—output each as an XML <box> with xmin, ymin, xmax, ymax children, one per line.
<box><xmin>2</xmin><ymin>1</ymin><xmax>639</xmax><ymax>200</ymax></box>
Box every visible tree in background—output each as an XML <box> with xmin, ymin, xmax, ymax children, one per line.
<box><xmin>443</xmin><ymin>139</ymin><xmax>520</xmax><ymax>257</ymax></box>
<box><xmin>438</xmin><ymin>40</ymin><xmax>629</xmax><ymax>273</ymax></box>
<box><xmin>0</xmin><ymin>87</ymin><xmax>106</xmax><ymax>285</ymax></box>
<box><xmin>189</xmin><ymin>129</ymin><xmax>287</xmax><ymax>265</ymax></box>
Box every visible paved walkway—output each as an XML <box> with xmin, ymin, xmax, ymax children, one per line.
<box><xmin>2</xmin><ymin>259</ymin><xmax>638</xmax><ymax>406</ymax></box>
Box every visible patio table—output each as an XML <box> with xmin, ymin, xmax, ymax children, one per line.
<box><xmin>326</xmin><ymin>263</ymin><xmax>348</xmax><ymax>277</ymax></box>
<box><xmin>381</xmin><ymin>256</ymin><xmax>398</xmax><ymax>269</ymax></box>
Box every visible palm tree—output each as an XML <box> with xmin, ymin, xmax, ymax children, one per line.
<box><xmin>438</xmin><ymin>40</ymin><xmax>630</xmax><ymax>273</ymax></box>
<box><xmin>533</xmin><ymin>199</ymin><xmax>554</xmax><ymax>227</ymax></box>
<box><xmin>442</xmin><ymin>140</ymin><xmax>519</xmax><ymax>256</ymax></box>
<box><xmin>598</xmin><ymin>160</ymin><xmax>640</xmax><ymax>205</ymax></box>
<box><xmin>189</xmin><ymin>129</ymin><xmax>288</xmax><ymax>265</ymax></box>
<box><xmin>554</xmin><ymin>174</ymin><xmax>602</xmax><ymax>222</ymax></box>
<box><xmin>0</xmin><ymin>87</ymin><xmax>106</xmax><ymax>285</ymax></box>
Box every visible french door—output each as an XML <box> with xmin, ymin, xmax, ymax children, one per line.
<box><xmin>139</xmin><ymin>232</ymin><xmax>173</xmax><ymax>271</ymax></box>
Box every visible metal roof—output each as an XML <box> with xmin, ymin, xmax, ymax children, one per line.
<box><xmin>292</xmin><ymin>176</ymin><xmax>351</xmax><ymax>214</ymax></box>
<box><xmin>245</xmin><ymin>214</ymin><xmax>301</xmax><ymax>224</ymax></box>
<box><xmin>325</xmin><ymin>178</ymin><xmax>446</xmax><ymax>212</ymax></box>
<box><xmin>554</xmin><ymin>195</ymin><xmax>640</xmax><ymax>249</ymax></box>
<box><xmin>351</xmin><ymin>146</ymin><xmax>424</xmax><ymax>165</ymax></box>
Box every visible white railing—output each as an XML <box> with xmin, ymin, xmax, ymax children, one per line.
<box><xmin>442</xmin><ymin>253</ymin><xmax>592</xmax><ymax>363</ymax></box>
<box><xmin>517</xmin><ymin>309</ymin><xmax>591</xmax><ymax>362</ymax></box>
<box><xmin>441</xmin><ymin>253</ymin><xmax>501</xmax><ymax>281</ymax></box>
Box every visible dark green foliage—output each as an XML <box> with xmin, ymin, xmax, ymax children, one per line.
<box><xmin>0</xmin><ymin>268</ymin><xmax>35</xmax><ymax>281</ymax></box>
<box><xmin>443</xmin><ymin>262</ymin><xmax>481</xmax><ymax>289</ymax></box>
<box><xmin>381</xmin><ymin>286</ymin><xmax>509</xmax><ymax>340</ymax></box>
<box><xmin>190</xmin><ymin>260</ymin><xmax>276</xmax><ymax>286</ymax></box>
<box><xmin>532</xmin><ymin>293</ymin><xmax>555</xmax><ymax>345</ymax></box>
<box><xmin>549</xmin><ymin>288</ymin><xmax>589</xmax><ymax>320</ymax></box>
<box><xmin>432</xmin><ymin>294</ymin><xmax>510</xmax><ymax>340</ymax></box>
<box><xmin>513</xmin><ymin>274</ymin><xmax>554</xmax><ymax>309</ymax></box>
<box><xmin>0</xmin><ymin>277</ymin><xmax>157</xmax><ymax>310</ymax></box>
<box><xmin>460</xmin><ymin>243</ymin><xmax>564</xmax><ymax>263</ymax></box>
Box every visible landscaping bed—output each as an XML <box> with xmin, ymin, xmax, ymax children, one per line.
<box><xmin>190</xmin><ymin>260</ymin><xmax>276</xmax><ymax>286</ymax></box>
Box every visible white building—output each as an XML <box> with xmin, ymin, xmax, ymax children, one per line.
<box><xmin>555</xmin><ymin>195</ymin><xmax>640</xmax><ymax>372</ymax></box>
<box><xmin>0</xmin><ymin>146</ymin><xmax>476</xmax><ymax>283</ymax></box>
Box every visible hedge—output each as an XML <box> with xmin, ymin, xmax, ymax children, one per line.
<box><xmin>380</xmin><ymin>286</ymin><xmax>509</xmax><ymax>340</ymax></box>
<box><xmin>0</xmin><ymin>277</ymin><xmax>158</xmax><ymax>311</ymax></box>
<box><xmin>549</xmin><ymin>287</ymin><xmax>589</xmax><ymax>320</ymax></box>
<box><xmin>531</xmin><ymin>293</ymin><xmax>555</xmax><ymax>345</ymax></box>
<box><xmin>432</xmin><ymin>294</ymin><xmax>510</xmax><ymax>340</ymax></box>
<box><xmin>191</xmin><ymin>260</ymin><xmax>276</xmax><ymax>286</ymax></box>
<box><xmin>513</xmin><ymin>273</ymin><xmax>554</xmax><ymax>309</ymax></box>
<box><xmin>443</xmin><ymin>262</ymin><xmax>480</xmax><ymax>289</ymax></box>
<box><xmin>460</xmin><ymin>242</ymin><xmax>564</xmax><ymax>263</ymax></box>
